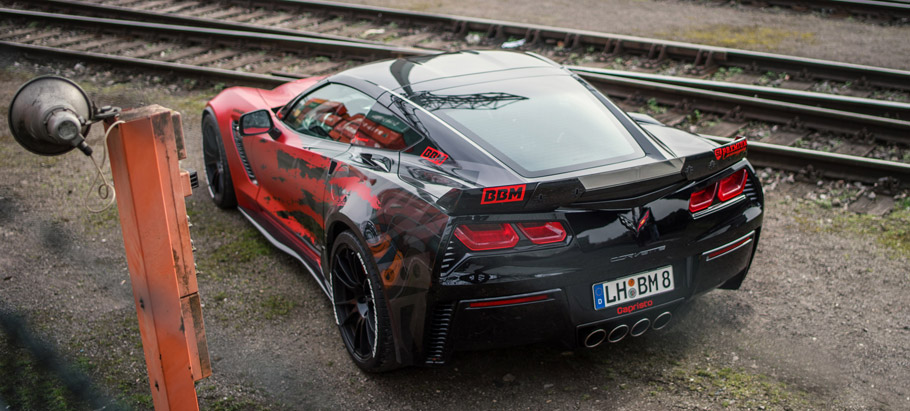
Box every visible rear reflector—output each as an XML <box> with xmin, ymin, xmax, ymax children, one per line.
<box><xmin>718</xmin><ymin>169</ymin><xmax>748</xmax><ymax>202</ymax></box>
<box><xmin>688</xmin><ymin>183</ymin><xmax>717</xmax><ymax>213</ymax></box>
<box><xmin>454</xmin><ymin>223</ymin><xmax>519</xmax><ymax>251</ymax></box>
<box><xmin>517</xmin><ymin>222</ymin><xmax>567</xmax><ymax>244</ymax></box>
<box><xmin>468</xmin><ymin>294</ymin><xmax>548</xmax><ymax>308</ymax></box>
<box><xmin>705</xmin><ymin>231</ymin><xmax>755</xmax><ymax>261</ymax></box>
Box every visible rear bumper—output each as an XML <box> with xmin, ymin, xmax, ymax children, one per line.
<box><xmin>421</xmin><ymin>188</ymin><xmax>762</xmax><ymax>364</ymax></box>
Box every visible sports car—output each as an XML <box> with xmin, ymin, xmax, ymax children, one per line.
<box><xmin>202</xmin><ymin>50</ymin><xmax>763</xmax><ymax>372</ymax></box>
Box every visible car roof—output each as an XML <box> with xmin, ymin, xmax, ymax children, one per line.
<box><xmin>339</xmin><ymin>50</ymin><xmax>564</xmax><ymax>94</ymax></box>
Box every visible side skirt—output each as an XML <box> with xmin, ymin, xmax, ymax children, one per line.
<box><xmin>238</xmin><ymin>207</ymin><xmax>330</xmax><ymax>299</ymax></box>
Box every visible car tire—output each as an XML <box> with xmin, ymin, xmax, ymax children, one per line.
<box><xmin>330</xmin><ymin>231</ymin><xmax>398</xmax><ymax>372</ymax></box>
<box><xmin>201</xmin><ymin>113</ymin><xmax>237</xmax><ymax>209</ymax></box>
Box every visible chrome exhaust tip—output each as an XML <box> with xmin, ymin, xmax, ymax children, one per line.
<box><xmin>583</xmin><ymin>328</ymin><xmax>607</xmax><ymax>348</ymax></box>
<box><xmin>652</xmin><ymin>312</ymin><xmax>672</xmax><ymax>330</ymax></box>
<box><xmin>607</xmin><ymin>324</ymin><xmax>629</xmax><ymax>343</ymax></box>
<box><xmin>630</xmin><ymin>318</ymin><xmax>651</xmax><ymax>337</ymax></box>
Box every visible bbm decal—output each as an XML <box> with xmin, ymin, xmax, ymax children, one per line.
<box><xmin>481</xmin><ymin>185</ymin><xmax>526</xmax><ymax>204</ymax></box>
<box><xmin>420</xmin><ymin>147</ymin><xmax>448</xmax><ymax>165</ymax></box>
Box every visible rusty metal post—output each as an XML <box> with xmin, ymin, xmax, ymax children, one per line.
<box><xmin>105</xmin><ymin>105</ymin><xmax>211</xmax><ymax>410</ymax></box>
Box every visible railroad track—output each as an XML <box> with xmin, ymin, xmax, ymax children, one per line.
<box><xmin>736</xmin><ymin>0</ymin><xmax>910</xmax><ymax>23</ymax></box>
<box><xmin>1</xmin><ymin>3</ymin><xmax>909</xmax><ymax>185</ymax></box>
<box><xmin>20</xmin><ymin>0</ymin><xmax>910</xmax><ymax>95</ymax></box>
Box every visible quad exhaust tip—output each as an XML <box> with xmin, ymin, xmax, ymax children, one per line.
<box><xmin>583</xmin><ymin>328</ymin><xmax>607</xmax><ymax>348</ymax></box>
<box><xmin>585</xmin><ymin>312</ymin><xmax>673</xmax><ymax>348</ymax></box>
<box><xmin>630</xmin><ymin>318</ymin><xmax>651</xmax><ymax>337</ymax></box>
<box><xmin>652</xmin><ymin>311</ymin><xmax>672</xmax><ymax>330</ymax></box>
<box><xmin>607</xmin><ymin>324</ymin><xmax>629</xmax><ymax>343</ymax></box>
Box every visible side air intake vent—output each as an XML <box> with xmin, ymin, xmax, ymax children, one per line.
<box><xmin>439</xmin><ymin>244</ymin><xmax>458</xmax><ymax>273</ymax></box>
<box><xmin>424</xmin><ymin>302</ymin><xmax>455</xmax><ymax>365</ymax></box>
<box><xmin>231</xmin><ymin>121</ymin><xmax>257</xmax><ymax>185</ymax></box>
<box><xmin>743</xmin><ymin>178</ymin><xmax>760</xmax><ymax>203</ymax></box>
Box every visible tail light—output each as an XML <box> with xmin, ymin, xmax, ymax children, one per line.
<box><xmin>688</xmin><ymin>184</ymin><xmax>717</xmax><ymax>213</ymax></box>
<box><xmin>689</xmin><ymin>169</ymin><xmax>749</xmax><ymax>213</ymax></box>
<box><xmin>454</xmin><ymin>221</ymin><xmax>567</xmax><ymax>250</ymax></box>
<box><xmin>454</xmin><ymin>224</ymin><xmax>519</xmax><ymax>251</ymax></box>
<box><xmin>517</xmin><ymin>222</ymin><xmax>567</xmax><ymax>244</ymax></box>
<box><xmin>717</xmin><ymin>169</ymin><xmax>747</xmax><ymax>201</ymax></box>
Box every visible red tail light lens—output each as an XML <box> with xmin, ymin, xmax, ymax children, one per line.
<box><xmin>717</xmin><ymin>169</ymin><xmax>748</xmax><ymax>201</ymax></box>
<box><xmin>517</xmin><ymin>222</ymin><xmax>567</xmax><ymax>244</ymax></box>
<box><xmin>688</xmin><ymin>183</ymin><xmax>717</xmax><ymax>213</ymax></box>
<box><xmin>454</xmin><ymin>224</ymin><xmax>519</xmax><ymax>251</ymax></box>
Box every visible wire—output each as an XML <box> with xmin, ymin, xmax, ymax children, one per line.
<box><xmin>84</xmin><ymin>120</ymin><xmax>124</xmax><ymax>213</ymax></box>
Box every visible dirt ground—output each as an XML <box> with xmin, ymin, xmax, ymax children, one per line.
<box><xmin>1</xmin><ymin>2</ymin><xmax>910</xmax><ymax>410</ymax></box>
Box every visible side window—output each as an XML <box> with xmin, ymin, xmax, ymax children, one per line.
<box><xmin>351</xmin><ymin>103</ymin><xmax>425</xmax><ymax>151</ymax></box>
<box><xmin>282</xmin><ymin>84</ymin><xmax>373</xmax><ymax>142</ymax></box>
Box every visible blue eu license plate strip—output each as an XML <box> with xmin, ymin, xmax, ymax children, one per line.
<box><xmin>593</xmin><ymin>266</ymin><xmax>674</xmax><ymax>310</ymax></box>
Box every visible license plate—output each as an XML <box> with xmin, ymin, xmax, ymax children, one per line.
<box><xmin>592</xmin><ymin>266</ymin><xmax>674</xmax><ymax>310</ymax></box>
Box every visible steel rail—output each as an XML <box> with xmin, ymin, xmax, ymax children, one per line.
<box><xmin>258</xmin><ymin>0</ymin><xmax>910</xmax><ymax>90</ymax></box>
<box><xmin>25</xmin><ymin>0</ymin><xmax>910</xmax><ymax>91</ymax></box>
<box><xmin>568</xmin><ymin>66</ymin><xmax>910</xmax><ymax>120</ymax></box>
<box><xmin>29</xmin><ymin>0</ymin><xmax>391</xmax><ymax>47</ymax></box>
<box><xmin>744</xmin><ymin>0</ymin><xmax>910</xmax><ymax>20</ymax></box>
<box><xmin>0</xmin><ymin>41</ymin><xmax>285</xmax><ymax>85</ymax></box>
<box><xmin>578</xmin><ymin>72</ymin><xmax>910</xmax><ymax>144</ymax></box>
<box><xmin>3</xmin><ymin>41</ymin><xmax>908</xmax><ymax>185</ymax></box>
<box><xmin>5</xmin><ymin>8</ymin><xmax>910</xmax><ymax>144</ymax></box>
<box><xmin>0</xmin><ymin>8</ymin><xmax>432</xmax><ymax>61</ymax></box>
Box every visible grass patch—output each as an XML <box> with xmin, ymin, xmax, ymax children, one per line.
<box><xmin>0</xmin><ymin>339</ymin><xmax>87</xmax><ymax>410</ymax></box>
<box><xmin>662</xmin><ymin>25</ymin><xmax>814</xmax><ymax>51</ymax></box>
<box><xmin>214</xmin><ymin>228</ymin><xmax>273</xmax><ymax>263</ymax></box>
<box><xmin>795</xmin><ymin>200</ymin><xmax>910</xmax><ymax>258</ymax></box>
<box><xmin>645</xmin><ymin>98</ymin><xmax>666</xmax><ymax>115</ymax></box>
<box><xmin>262</xmin><ymin>295</ymin><xmax>296</xmax><ymax>320</ymax></box>
<box><xmin>711</xmin><ymin>66</ymin><xmax>744</xmax><ymax>81</ymax></box>
<box><xmin>674</xmin><ymin>366</ymin><xmax>810</xmax><ymax>409</ymax></box>
<box><xmin>210</xmin><ymin>396</ymin><xmax>269</xmax><ymax>411</ymax></box>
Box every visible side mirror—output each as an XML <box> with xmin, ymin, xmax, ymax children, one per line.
<box><xmin>238</xmin><ymin>109</ymin><xmax>278</xmax><ymax>138</ymax></box>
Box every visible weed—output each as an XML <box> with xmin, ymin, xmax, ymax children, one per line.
<box><xmin>711</xmin><ymin>66</ymin><xmax>744</xmax><ymax>81</ymax></box>
<box><xmin>214</xmin><ymin>228</ymin><xmax>272</xmax><ymax>263</ymax></box>
<box><xmin>646</xmin><ymin>98</ymin><xmax>666</xmax><ymax>115</ymax></box>
<box><xmin>262</xmin><ymin>295</ymin><xmax>296</xmax><ymax>319</ymax></box>
<box><xmin>662</xmin><ymin>25</ymin><xmax>815</xmax><ymax>51</ymax></box>
<box><xmin>674</xmin><ymin>366</ymin><xmax>810</xmax><ymax>409</ymax></box>
<box><xmin>796</xmin><ymin>200</ymin><xmax>910</xmax><ymax>257</ymax></box>
<box><xmin>211</xmin><ymin>396</ymin><xmax>268</xmax><ymax>411</ymax></box>
<box><xmin>0</xmin><ymin>340</ymin><xmax>88</xmax><ymax>410</ymax></box>
<box><xmin>757</xmin><ymin>71</ymin><xmax>789</xmax><ymax>87</ymax></box>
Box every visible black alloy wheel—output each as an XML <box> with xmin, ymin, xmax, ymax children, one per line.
<box><xmin>331</xmin><ymin>231</ymin><xmax>396</xmax><ymax>372</ymax></box>
<box><xmin>201</xmin><ymin>114</ymin><xmax>237</xmax><ymax>208</ymax></box>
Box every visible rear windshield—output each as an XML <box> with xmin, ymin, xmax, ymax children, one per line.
<box><xmin>412</xmin><ymin>75</ymin><xmax>644</xmax><ymax>177</ymax></box>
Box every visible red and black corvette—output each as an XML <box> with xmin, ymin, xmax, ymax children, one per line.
<box><xmin>202</xmin><ymin>50</ymin><xmax>763</xmax><ymax>372</ymax></box>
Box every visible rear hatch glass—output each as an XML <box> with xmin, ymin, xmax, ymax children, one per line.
<box><xmin>412</xmin><ymin>74</ymin><xmax>645</xmax><ymax>177</ymax></box>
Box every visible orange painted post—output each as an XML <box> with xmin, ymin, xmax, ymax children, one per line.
<box><xmin>105</xmin><ymin>105</ymin><xmax>211</xmax><ymax>410</ymax></box>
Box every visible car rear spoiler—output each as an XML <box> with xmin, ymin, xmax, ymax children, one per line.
<box><xmin>436</xmin><ymin>138</ymin><xmax>748</xmax><ymax>215</ymax></box>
